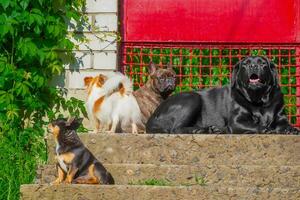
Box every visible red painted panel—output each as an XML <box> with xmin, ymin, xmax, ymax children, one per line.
<box><xmin>123</xmin><ymin>0</ymin><xmax>300</xmax><ymax>43</ymax></box>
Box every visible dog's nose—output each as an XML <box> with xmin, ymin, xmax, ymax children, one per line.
<box><xmin>250</xmin><ymin>64</ymin><xmax>258</xmax><ymax>70</ymax></box>
<box><xmin>167</xmin><ymin>78</ymin><xmax>175</xmax><ymax>84</ymax></box>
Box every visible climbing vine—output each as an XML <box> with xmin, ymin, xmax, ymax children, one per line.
<box><xmin>0</xmin><ymin>0</ymin><xmax>89</xmax><ymax>199</ymax></box>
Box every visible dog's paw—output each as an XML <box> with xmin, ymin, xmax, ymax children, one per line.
<box><xmin>72</xmin><ymin>177</ymin><xmax>90</xmax><ymax>184</ymax></box>
<box><xmin>131</xmin><ymin>129</ymin><xmax>139</xmax><ymax>134</ymax></box>
<box><xmin>284</xmin><ymin>127</ymin><xmax>300</xmax><ymax>135</ymax></box>
<box><xmin>63</xmin><ymin>179</ymin><xmax>72</xmax><ymax>184</ymax></box>
<box><xmin>106</xmin><ymin>130</ymin><xmax>115</xmax><ymax>134</ymax></box>
<box><xmin>50</xmin><ymin>179</ymin><xmax>61</xmax><ymax>185</ymax></box>
<box><xmin>261</xmin><ymin>128</ymin><xmax>276</xmax><ymax>134</ymax></box>
<box><xmin>266</xmin><ymin>126</ymin><xmax>300</xmax><ymax>135</ymax></box>
<box><xmin>207</xmin><ymin>126</ymin><xmax>222</xmax><ymax>134</ymax></box>
<box><xmin>72</xmin><ymin>179</ymin><xmax>81</xmax><ymax>184</ymax></box>
<box><xmin>191</xmin><ymin>128</ymin><xmax>206</xmax><ymax>134</ymax></box>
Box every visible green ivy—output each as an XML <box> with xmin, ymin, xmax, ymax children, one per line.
<box><xmin>0</xmin><ymin>0</ymin><xmax>88</xmax><ymax>199</ymax></box>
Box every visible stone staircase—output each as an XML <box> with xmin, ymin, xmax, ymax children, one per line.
<box><xmin>21</xmin><ymin>134</ymin><xmax>300</xmax><ymax>199</ymax></box>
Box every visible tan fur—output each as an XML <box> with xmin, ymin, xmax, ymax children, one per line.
<box><xmin>85</xmin><ymin>74</ymin><xmax>107</xmax><ymax>96</ymax></box>
<box><xmin>84</xmin><ymin>74</ymin><xmax>109</xmax><ymax>132</ymax></box>
<box><xmin>119</xmin><ymin>83</ymin><xmax>125</xmax><ymax>96</ymax></box>
<box><xmin>97</xmin><ymin>74</ymin><xmax>107</xmax><ymax>86</ymax></box>
<box><xmin>51</xmin><ymin>166</ymin><xmax>65</xmax><ymax>185</ymax></box>
<box><xmin>65</xmin><ymin>167</ymin><xmax>78</xmax><ymax>184</ymax></box>
<box><xmin>59</xmin><ymin>152</ymin><xmax>75</xmax><ymax>164</ymax></box>
<box><xmin>48</xmin><ymin>124</ymin><xmax>60</xmax><ymax>142</ymax></box>
<box><xmin>84</xmin><ymin>76</ymin><xmax>94</xmax><ymax>96</ymax></box>
<box><xmin>74</xmin><ymin>164</ymin><xmax>99</xmax><ymax>184</ymax></box>
<box><xmin>88</xmin><ymin>164</ymin><xmax>99</xmax><ymax>184</ymax></box>
<box><xmin>93</xmin><ymin>96</ymin><xmax>105</xmax><ymax>114</ymax></box>
<box><xmin>84</xmin><ymin>77</ymin><xmax>93</xmax><ymax>86</ymax></box>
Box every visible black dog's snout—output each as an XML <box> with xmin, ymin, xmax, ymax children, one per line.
<box><xmin>250</xmin><ymin>64</ymin><xmax>259</xmax><ymax>69</ymax></box>
<box><xmin>248</xmin><ymin>62</ymin><xmax>261</xmax><ymax>76</ymax></box>
<box><xmin>250</xmin><ymin>74</ymin><xmax>259</xmax><ymax>80</ymax></box>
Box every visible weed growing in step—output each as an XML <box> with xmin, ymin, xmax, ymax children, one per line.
<box><xmin>129</xmin><ymin>178</ymin><xmax>172</xmax><ymax>186</ymax></box>
<box><xmin>128</xmin><ymin>175</ymin><xmax>208</xmax><ymax>187</ymax></box>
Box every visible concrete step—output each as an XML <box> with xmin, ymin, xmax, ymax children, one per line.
<box><xmin>46</xmin><ymin>134</ymin><xmax>300</xmax><ymax>165</ymax></box>
<box><xmin>36</xmin><ymin>164</ymin><xmax>300</xmax><ymax>188</ymax></box>
<box><xmin>20</xmin><ymin>184</ymin><xmax>300</xmax><ymax>200</ymax></box>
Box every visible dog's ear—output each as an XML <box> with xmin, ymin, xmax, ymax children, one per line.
<box><xmin>66</xmin><ymin>117</ymin><xmax>83</xmax><ymax>130</ymax></box>
<box><xmin>84</xmin><ymin>77</ymin><xmax>93</xmax><ymax>87</ymax></box>
<box><xmin>149</xmin><ymin>62</ymin><xmax>157</xmax><ymax>75</ymax></box>
<box><xmin>51</xmin><ymin>118</ymin><xmax>68</xmax><ymax>126</ymax></box>
<box><xmin>269</xmin><ymin>61</ymin><xmax>279</xmax><ymax>88</ymax></box>
<box><xmin>261</xmin><ymin>60</ymin><xmax>280</xmax><ymax>103</ymax></box>
<box><xmin>230</xmin><ymin>61</ymin><xmax>241</xmax><ymax>87</ymax></box>
<box><xmin>98</xmin><ymin>74</ymin><xmax>107</xmax><ymax>86</ymax></box>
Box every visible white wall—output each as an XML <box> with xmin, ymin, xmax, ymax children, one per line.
<box><xmin>61</xmin><ymin>0</ymin><xmax>119</xmax><ymax>93</ymax></box>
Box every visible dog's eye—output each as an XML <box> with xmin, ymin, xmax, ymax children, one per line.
<box><xmin>257</xmin><ymin>59</ymin><xmax>262</xmax><ymax>64</ymax></box>
<box><xmin>241</xmin><ymin>64</ymin><xmax>247</xmax><ymax>68</ymax></box>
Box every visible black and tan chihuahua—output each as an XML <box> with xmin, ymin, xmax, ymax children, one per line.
<box><xmin>48</xmin><ymin>118</ymin><xmax>114</xmax><ymax>185</ymax></box>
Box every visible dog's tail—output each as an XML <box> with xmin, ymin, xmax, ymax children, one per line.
<box><xmin>102</xmin><ymin>72</ymin><xmax>133</xmax><ymax>96</ymax></box>
<box><xmin>94</xmin><ymin>162</ymin><xmax>115</xmax><ymax>184</ymax></box>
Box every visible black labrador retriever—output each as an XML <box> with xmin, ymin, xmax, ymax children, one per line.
<box><xmin>146</xmin><ymin>56</ymin><xmax>300</xmax><ymax>134</ymax></box>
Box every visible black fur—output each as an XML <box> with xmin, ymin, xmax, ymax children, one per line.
<box><xmin>51</xmin><ymin>118</ymin><xmax>114</xmax><ymax>184</ymax></box>
<box><xmin>146</xmin><ymin>56</ymin><xmax>300</xmax><ymax>135</ymax></box>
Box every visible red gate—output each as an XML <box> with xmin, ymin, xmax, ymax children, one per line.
<box><xmin>120</xmin><ymin>0</ymin><xmax>300</xmax><ymax>127</ymax></box>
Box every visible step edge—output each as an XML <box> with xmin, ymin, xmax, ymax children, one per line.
<box><xmin>39</xmin><ymin>163</ymin><xmax>300</xmax><ymax>168</ymax></box>
<box><xmin>20</xmin><ymin>184</ymin><xmax>300</xmax><ymax>190</ymax></box>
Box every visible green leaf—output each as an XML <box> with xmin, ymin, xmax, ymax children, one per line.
<box><xmin>34</xmin><ymin>26</ymin><xmax>41</xmax><ymax>34</ymax></box>
<box><xmin>38</xmin><ymin>0</ymin><xmax>44</xmax><ymax>6</ymax></box>
<box><xmin>60</xmin><ymin>38</ymin><xmax>74</xmax><ymax>49</ymax></box>
<box><xmin>33</xmin><ymin>75</ymin><xmax>45</xmax><ymax>87</ymax></box>
<box><xmin>6</xmin><ymin>104</ymin><xmax>19</xmax><ymax>120</ymax></box>
<box><xmin>0</xmin><ymin>90</ymin><xmax>13</xmax><ymax>104</ymax></box>
<box><xmin>15</xmin><ymin>82</ymin><xmax>30</xmax><ymax>96</ymax></box>
<box><xmin>0</xmin><ymin>14</ymin><xmax>14</xmax><ymax>37</ymax></box>
<box><xmin>48</xmin><ymin>61</ymin><xmax>63</xmax><ymax>75</ymax></box>
<box><xmin>29</xmin><ymin>9</ymin><xmax>44</xmax><ymax>26</ymax></box>
<box><xmin>17</xmin><ymin>38</ymin><xmax>38</xmax><ymax>59</ymax></box>
<box><xmin>20</xmin><ymin>0</ymin><xmax>30</xmax><ymax>10</ymax></box>
<box><xmin>0</xmin><ymin>0</ymin><xmax>10</xmax><ymax>10</ymax></box>
<box><xmin>0</xmin><ymin>24</ymin><xmax>12</xmax><ymax>37</ymax></box>
<box><xmin>46</xmin><ymin>51</ymin><xmax>58</xmax><ymax>61</ymax></box>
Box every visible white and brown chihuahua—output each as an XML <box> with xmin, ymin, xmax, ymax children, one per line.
<box><xmin>84</xmin><ymin>72</ymin><xmax>141</xmax><ymax>134</ymax></box>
